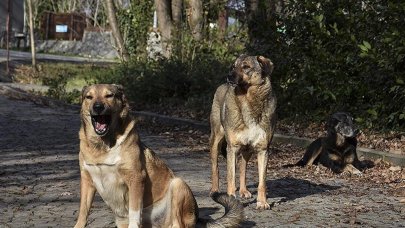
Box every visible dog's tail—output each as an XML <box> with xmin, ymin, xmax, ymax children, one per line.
<box><xmin>197</xmin><ymin>192</ymin><xmax>244</xmax><ymax>228</ymax></box>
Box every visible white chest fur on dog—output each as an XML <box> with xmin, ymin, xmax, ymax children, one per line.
<box><xmin>83</xmin><ymin>145</ymin><xmax>129</xmax><ymax>218</ymax></box>
<box><xmin>235</xmin><ymin>102</ymin><xmax>267</xmax><ymax>147</ymax></box>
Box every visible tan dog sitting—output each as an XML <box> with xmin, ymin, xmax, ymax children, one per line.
<box><xmin>74</xmin><ymin>84</ymin><xmax>243</xmax><ymax>228</ymax></box>
<box><xmin>210</xmin><ymin>55</ymin><xmax>277</xmax><ymax>210</ymax></box>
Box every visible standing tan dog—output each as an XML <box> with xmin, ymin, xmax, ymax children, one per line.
<box><xmin>210</xmin><ymin>55</ymin><xmax>277</xmax><ymax>210</ymax></box>
<box><xmin>74</xmin><ymin>84</ymin><xmax>243</xmax><ymax>228</ymax></box>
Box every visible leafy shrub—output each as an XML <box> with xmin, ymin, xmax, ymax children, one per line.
<box><xmin>92</xmin><ymin>33</ymin><xmax>244</xmax><ymax>118</ymax></box>
<box><xmin>37</xmin><ymin>63</ymin><xmax>107</xmax><ymax>104</ymax></box>
<box><xmin>42</xmin><ymin>70</ymin><xmax>81</xmax><ymax>104</ymax></box>
<box><xmin>250</xmin><ymin>0</ymin><xmax>405</xmax><ymax>130</ymax></box>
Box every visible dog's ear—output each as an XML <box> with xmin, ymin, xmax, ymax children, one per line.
<box><xmin>232</xmin><ymin>54</ymin><xmax>249</xmax><ymax>70</ymax></box>
<box><xmin>227</xmin><ymin>54</ymin><xmax>247</xmax><ymax>84</ymax></box>
<box><xmin>81</xmin><ymin>85</ymin><xmax>89</xmax><ymax>103</ymax></box>
<box><xmin>112</xmin><ymin>84</ymin><xmax>123</xmax><ymax>94</ymax></box>
<box><xmin>257</xmin><ymin>56</ymin><xmax>274</xmax><ymax>76</ymax></box>
<box><xmin>228</xmin><ymin>62</ymin><xmax>237</xmax><ymax>83</ymax></box>
<box><xmin>325</xmin><ymin>115</ymin><xmax>339</xmax><ymax>134</ymax></box>
<box><xmin>113</xmin><ymin>84</ymin><xmax>129</xmax><ymax>118</ymax></box>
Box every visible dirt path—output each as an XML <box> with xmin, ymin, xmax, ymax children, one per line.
<box><xmin>0</xmin><ymin>94</ymin><xmax>404</xmax><ymax>227</ymax></box>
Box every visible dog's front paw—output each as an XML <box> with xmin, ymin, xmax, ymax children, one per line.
<box><xmin>344</xmin><ymin>164</ymin><xmax>363</xmax><ymax>176</ymax></box>
<box><xmin>351</xmin><ymin>169</ymin><xmax>363</xmax><ymax>176</ymax></box>
<box><xmin>239</xmin><ymin>189</ymin><xmax>252</xmax><ymax>199</ymax></box>
<box><xmin>256</xmin><ymin>201</ymin><xmax>270</xmax><ymax>210</ymax></box>
<box><xmin>73</xmin><ymin>220</ymin><xmax>86</xmax><ymax>228</ymax></box>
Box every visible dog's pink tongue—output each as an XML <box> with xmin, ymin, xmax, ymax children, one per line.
<box><xmin>96</xmin><ymin>122</ymin><xmax>106</xmax><ymax>130</ymax></box>
<box><xmin>96</xmin><ymin>116</ymin><xmax>106</xmax><ymax>130</ymax></box>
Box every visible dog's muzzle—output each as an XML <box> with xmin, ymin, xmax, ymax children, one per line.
<box><xmin>337</xmin><ymin>124</ymin><xmax>359</xmax><ymax>138</ymax></box>
<box><xmin>227</xmin><ymin>78</ymin><xmax>237</xmax><ymax>86</ymax></box>
<box><xmin>226</xmin><ymin>73</ymin><xmax>238</xmax><ymax>86</ymax></box>
<box><xmin>90</xmin><ymin>102</ymin><xmax>111</xmax><ymax>136</ymax></box>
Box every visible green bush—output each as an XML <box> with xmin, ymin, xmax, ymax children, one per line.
<box><xmin>37</xmin><ymin>63</ymin><xmax>107</xmax><ymax>104</ymax></box>
<box><xmin>250</xmin><ymin>0</ymin><xmax>405</xmax><ymax>130</ymax></box>
<box><xmin>92</xmin><ymin>34</ymin><xmax>244</xmax><ymax>117</ymax></box>
<box><xmin>42</xmin><ymin>70</ymin><xmax>81</xmax><ymax>104</ymax></box>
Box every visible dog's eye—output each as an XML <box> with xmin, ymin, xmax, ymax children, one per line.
<box><xmin>242</xmin><ymin>65</ymin><xmax>250</xmax><ymax>70</ymax></box>
<box><xmin>105</xmin><ymin>94</ymin><xmax>114</xmax><ymax>98</ymax></box>
<box><xmin>85</xmin><ymin>95</ymin><xmax>93</xmax><ymax>100</ymax></box>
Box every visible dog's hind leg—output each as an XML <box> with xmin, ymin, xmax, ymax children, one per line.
<box><xmin>168</xmin><ymin>178</ymin><xmax>197</xmax><ymax>228</ymax></box>
<box><xmin>239</xmin><ymin>149</ymin><xmax>253</xmax><ymax>199</ymax></box>
<box><xmin>297</xmin><ymin>138</ymin><xmax>323</xmax><ymax>166</ymax></box>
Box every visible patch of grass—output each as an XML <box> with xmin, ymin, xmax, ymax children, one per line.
<box><xmin>13</xmin><ymin>61</ymin><xmax>113</xmax><ymax>104</ymax></box>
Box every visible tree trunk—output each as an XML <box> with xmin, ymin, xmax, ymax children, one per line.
<box><xmin>245</xmin><ymin>0</ymin><xmax>259</xmax><ymax>30</ymax></box>
<box><xmin>105</xmin><ymin>0</ymin><xmax>129</xmax><ymax>61</ymax></box>
<box><xmin>155</xmin><ymin>0</ymin><xmax>173</xmax><ymax>58</ymax></box>
<box><xmin>217</xmin><ymin>0</ymin><xmax>228</xmax><ymax>38</ymax></box>
<box><xmin>6</xmin><ymin>0</ymin><xmax>11</xmax><ymax>74</ymax></box>
<box><xmin>93</xmin><ymin>0</ymin><xmax>100</xmax><ymax>27</ymax></box>
<box><xmin>27</xmin><ymin>0</ymin><xmax>37</xmax><ymax>69</ymax></box>
<box><xmin>171</xmin><ymin>0</ymin><xmax>182</xmax><ymax>28</ymax></box>
<box><xmin>187</xmin><ymin>0</ymin><xmax>203</xmax><ymax>41</ymax></box>
<box><xmin>245</xmin><ymin>0</ymin><xmax>277</xmax><ymax>47</ymax></box>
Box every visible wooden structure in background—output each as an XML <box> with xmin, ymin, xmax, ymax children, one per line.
<box><xmin>41</xmin><ymin>12</ymin><xmax>86</xmax><ymax>40</ymax></box>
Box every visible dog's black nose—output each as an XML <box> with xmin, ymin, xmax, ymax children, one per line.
<box><xmin>93</xmin><ymin>102</ymin><xmax>105</xmax><ymax>114</ymax></box>
<box><xmin>227</xmin><ymin>74</ymin><xmax>236</xmax><ymax>84</ymax></box>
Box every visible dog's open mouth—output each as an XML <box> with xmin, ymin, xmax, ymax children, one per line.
<box><xmin>91</xmin><ymin>115</ymin><xmax>111</xmax><ymax>135</ymax></box>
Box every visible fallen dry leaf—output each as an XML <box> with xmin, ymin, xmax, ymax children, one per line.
<box><xmin>389</xmin><ymin>166</ymin><xmax>402</xmax><ymax>172</ymax></box>
<box><xmin>60</xmin><ymin>191</ymin><xmax>72</xmax><ymax>196</ymax></box>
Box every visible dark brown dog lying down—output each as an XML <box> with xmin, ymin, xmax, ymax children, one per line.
<box><xmin>296</xmin><ymin>112</ymin><xmax>364</xmax><ymax>175</ymax></box>
<box><xmin>74</xmin><ymin>84</ymin><xmax>244</xmax><ymax>228</ymax></box>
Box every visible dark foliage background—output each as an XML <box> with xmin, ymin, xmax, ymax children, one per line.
<box><xmin>253</xmin><ymin>0</ymin><xmax>405</xmax><ymax>130</ymax></box>
<box><xmin>80</xmin><ymin>0</ymin><xmax>404</xmax><ymax>131</ymax></box>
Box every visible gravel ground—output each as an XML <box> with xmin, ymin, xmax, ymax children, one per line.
<box><xmin>0</xmin><ymin>94</ymin><xmax>404</xmax><ymax>228</ymax></box>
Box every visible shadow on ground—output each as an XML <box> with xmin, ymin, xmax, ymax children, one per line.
<box><xmin>244</xmin><ymin>177</ymin><xmax>340</xmax><ymax>206</ymax></box>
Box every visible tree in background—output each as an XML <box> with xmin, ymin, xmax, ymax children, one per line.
<box><xmin>154</xmin><ymin>0</ymin><xmax>210</xmax><ymax>57</ymax></box>
<box><xmin>244</xmin><ymin>0</ymin><xmax>281</xmax><ymax>51</ymax></box>
<box><xmin>154</xmin><ymin>0</ymin><xmax>176</xmax><ymax>58</ymax></box>
<box><xmin>27</xmin><ymin>0</ymin><xmax>37</xmax><ymax>69</ymax></box>
<box><xmin>105</xmin><ymin>0</ymin><xmax>129</xmax><ymax>61</ymax></box>
<box><xmin>186</xmin><ymin>0</ymin><xmax>203</xmax><ymax>41</ymax></box>
<box><xmin>115</xmin><ymin>1</ymin><xmax>153</xmax><ymax>58</ymax></box>
<box><xmin>216</xmin><ymin>0</ymin><xmax>228</xmax><ymax>38</ymax></box>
